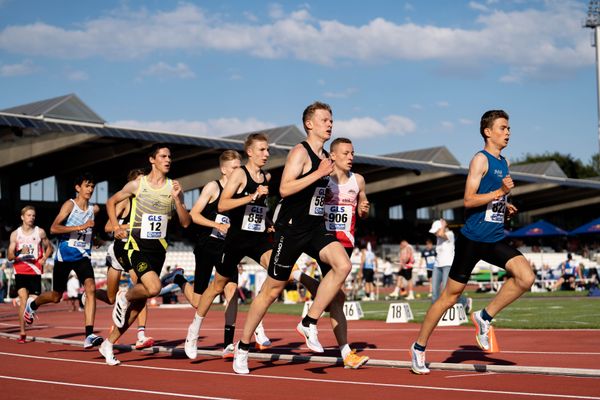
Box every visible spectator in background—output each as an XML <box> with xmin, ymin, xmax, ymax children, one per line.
<box><xmin>553</xmin><ymin>253</ymin><xmax>583</xmax><ymax>291</ymax></box>
<box><xmin>389</xmin><ymin>240</ymin><xmax>415</xmax><ymax>300</ymax></box>
<box><xmin>382</xmin><ymin>257</ymin><xmax>394</xmax><ymax>287</ymax></box>
<box><xmin>66</xmin><ymin>272</ymin><xmax>81</xmax><ymax>311</ymax></box>
<box><xmin>419</xmin><ymin>239</ymin><xmax>437</xmax><ymax>298</ymax></box>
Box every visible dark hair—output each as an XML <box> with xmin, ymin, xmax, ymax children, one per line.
<box><xmin>480</xmin><ymin>110</ymin><xmax>509</xmax><ymax>141</ymax></box>
<box><xmin>330</xmin><ymin>137</ymin><xmax>352</xmax><ymax>152</ymax></box>
<box><xmin>302</xmin><ymin>101</ymin><xmax>332</xmax><ymax>133</ymax></box>
<box><xmin>75</xmin><ymin>172</ymin><xmax>95</xmax><ymax>187</ymax></box>
<box><xmin>148</xmin><ymin>143</ymin><xmax>172</xmax><ymax>159</ymax></box>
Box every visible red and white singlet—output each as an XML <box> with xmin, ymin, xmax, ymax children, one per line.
<box><xmin>13</xmin><ymin>226</ymin><xmax>44</xmax><ymax>275</ymax></box>
<box><xmin>324</xmin><ymin>172</ymin><xmax>358</xmax><ymax>249</ymax></box>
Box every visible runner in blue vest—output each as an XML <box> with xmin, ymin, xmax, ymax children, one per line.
<box><xmin>410</xmin><ymin>110</ymin><xmax>535</xmax><ymax>374</ymax></box>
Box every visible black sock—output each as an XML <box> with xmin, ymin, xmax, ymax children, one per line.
<box><xmin>302</xmin><ymin>315</ymin><xmax>318</xmax><ymax>327</ymax></box>
<box><xmin>85</xmin><ymin>325</ymin><xmax>93</xmax><ymax>337</ymax></box>
<box><xmin>239</xmin><ymin>341</ymin><xmax>250</xmax><ymax>351</ymax></box>
<box><xmin>481</xmin><ymin>308</ymin><xmax>493</xmax><ymax>322</ymax></box>
<box><xmin>224</xmin><ymin>324</ymin><xmax>235</xmax><ymax>347</ymax></box>
<box><xmin>174</xmin><ymin>274</ymin><xmax>187</xmax><ymax>290</ymax></box>
<box><xmin>30</xmin><ymin>300</ymin><xmax>39</xmax><ymax>311</ymax></box>
<box><xmin>413</xmin><ymin>342</ymin><xmax>426</xmax><ymax>351</ymax></box>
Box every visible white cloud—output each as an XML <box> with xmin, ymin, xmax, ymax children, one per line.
<box><xmin>436</xmin><ymin>101</ymin><xmax>449</xmax><ymax>108</ymax></box>
<box><xmin>112</xmin><ymin>117</ymin><xmax>274</xmax><ymax>137</ymax></box>
<box><xmin>67</xmin><ymin>69</ymin><xmax>89</xmax><ymax>81</ymax></box>
<box><xmin>334</xmin><ymin>115</ymin><xmax>416</xmax><ymax>139</ymax></box>
<box><xmin>459</xmin><ymin>118</ymin><xmax>474</xmax><ymax>125</ymax></box>
<box><xmin>0</xmin><ymin>59</ymin><xmax>36</xmax><ymax>76</ymax></box>
<box><xmin>323</xmin><ymin>87</ymin><xmax>358</xmax><ymax>99</ymax></box>
<box><xmin>0</xmin><ymin>1</ymin><xmax>591</xmax><ymax>77</ymax></box>
<box><xmin>469</xmin><ymin>2</ymin><xmax>490</xmax><ymax>12</ymax></box>
<box><xmin>140</xmin><ymin>62</ymin><xmax>195</xmax><ymax>79</ymax></box>
<box><xmin>441</xmin><ymin>121</ymin><xmax>454</xmax><ymax>130</ymax></box>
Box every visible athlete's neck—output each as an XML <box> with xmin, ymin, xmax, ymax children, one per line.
<box><xmin>74</xmin><ymin>196</ymin><xmax>89</xmax><ymax>210</ymax></box>
<box><xmin>483</xmin><ymin>143</ymin><xmax>503</xmax><ymax>159</ymax></box>
<box><xmin>245</xmin><ymin>162</ymin><xmax>264</xmax><ymax>181</ymax></box>
<box><xmin>305</xmin><ymin>136</ymin><xmax>326</xmax><ymax>158</ymax></box>
<box><xmin>20</xmin><ymin>224</ymin><xmax>35</xmax><ymax>233</ymax></box>
<box><xmin>146</xmin><ymin>170</ymin><xmax>167</xmax><ymax>187</ymax></box>
<box><xmin>331</xmin><ymin>168</ymin><xmax>350</xmax><ymax>184</ymax></box>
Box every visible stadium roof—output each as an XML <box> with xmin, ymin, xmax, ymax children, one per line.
<box><xmin>1</xmin><ymin>94</ymin><xmax>600</xmax><ymax>227</ymax></box>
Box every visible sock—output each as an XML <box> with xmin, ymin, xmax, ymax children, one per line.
<box><xmin>238</xmin><ymin>341</ymin><xmax>250</xmax><ymax>351</ymax></box>
<box><xmin>174</xmin><ymin>274</ymin><xmax>187</xmax><ymax>290</ymax></box>
<box><xmin>340</xmin><ymin>344</ymin><xmax>351</xmax><ymax>359</ymax></box>
<box><xmin>291</xmin><ymin>269</ymin><xmax>302</xmax><ymax>282</ymax></box>
<box><xmin>30</xmin><ymin>300</ymin><xmax>39</xmax><ymax>311</ymax></box>
<box><xmin>191</xmin><ymin>313</ymin><xmax>204</xmax><ymax>331</ymax></box>
<box><xmin>413</xmin><ymin>342</ymin><xmax>426</xmax><ymax>351</ymax></box>
<box><xmin>137</xmin><ymin>326</ymin><xmax>146</xmax><ymax>341</ymax></box>
<box><xmin>302</xmin><ymin>315</ymin><xmax>318</xmax><ymax>328</ymax></box>
<box><xmin>85</xmin><ymin>325</ymin><xmax>93</xmax><ymax>337</ymax></box>
<box><xmin>224</xmin><ymin>325</ymin><xmax>235</xmax><ymax>347</ymax></box>
<box><xmin>391</xmin><ymin>287</ymin><xmax>399</xmax><ymax>296</ymax></box>
<box><xmin>481</xmin><ymin>308</ymin><xmax>493</xmax><ymax>322</ymax></box>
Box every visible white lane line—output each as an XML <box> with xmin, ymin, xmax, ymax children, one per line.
<box><xmin>0</xmin><ymin>375</ymin><xmax>236</xmax><ymax>400</ymax></box>
<box><xmin>0</xmin><ymin>351</ymin><xmax>598</xmax><ymax>400</ymax></box>
<box><xmin>446</xmin><ymin>372</ymin><xmax>497</xmax><ymax>379</ymax></box>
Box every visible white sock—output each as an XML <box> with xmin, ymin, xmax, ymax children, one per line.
<box><xmin>191</xmin><ymin>314</ymin><xmax>204</xmax><ymax>331</ymax></box>
<box><xmin>137</xmin><ymin>328</ymin><xmax>145</xmax><ymax>341</ymax></box>
<box><xmin>340</xmin><ymin>344</ymin><xmax>351</xmax><ymax>359</ymax></box>
<box><xmin>291</xmin><ymin>269</ymin><xmax>302</xmax><ymax>283</ymax></box>
<box><xmin>391</xmin><ymin>287</ymin><xmax>399</xmax><ymax>295</ymax></box>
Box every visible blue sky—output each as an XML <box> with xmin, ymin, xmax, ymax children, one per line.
<box><xmin>0</xmin><ymin>0</ymin><xmax>597</xmax><ymax>166</ymax></box>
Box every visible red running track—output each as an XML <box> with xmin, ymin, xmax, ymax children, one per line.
<box><xmin>1</xmin><ymin>302</ymin><xmax>599</xmax><ymax>400</ymax></box>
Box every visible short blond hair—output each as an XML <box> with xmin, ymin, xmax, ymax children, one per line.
<box><xmin>219</xmin><ymin>150</ymin><xmax>242</xmax><ymax>166</ymax></box>
<box><xmin>21</xmin><ymin>205</ymin><xmax>35</xmax><ymax>216</ymax></box>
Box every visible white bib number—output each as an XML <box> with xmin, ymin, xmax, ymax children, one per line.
<box><xmin>210</xmin><ymin>214</ymin><xmax>230</xmax><ymax>239</ymax></box>
<box><xmin>309</xmin><ymin>187</ymin><xmax>326</xmax><ymax>216</ymax></box>
<box><xmin>241</xmin><ymin>205</ymin><xmax>267</xmax><ymax>232</ymax></box>
<box><xmin>140</xmin><ymin>213</ymin><xmax>168</xmax><ymax>239</ymax></box>
<box><xmin>67</xmin><ymin>229</ymin><xmax>92</xmax><ymax>250</ymax></box>
<box><xmin>484</xmin><ymin>196</ymin><xmax>506</xmax><ymax>223</ymax></box>
<box><xmin>324</xmin><ymin>204</ymin><xmax>352</xmax><ymax>232</ymax></box>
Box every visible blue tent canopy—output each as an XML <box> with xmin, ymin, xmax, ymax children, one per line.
<box><xmin>570</xmin><ymin>217</ymin><xmax>600</xmax><ymax>235</ymax></box>
<box><xmin>508</xmin><ymin>220</ymin><xmax>567</xmax><ymax>237</ymax></box>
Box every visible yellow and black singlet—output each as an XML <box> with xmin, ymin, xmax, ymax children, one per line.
<box><xmin>126</xmin><ymin>176</ymin><xmax>175</xmax><ymax>252</ymax></box>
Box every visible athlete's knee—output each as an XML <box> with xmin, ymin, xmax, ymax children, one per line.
<box><xmin>51</xmin><ymin>291</ymin><xmax>62</xmax><ymax>303</ymax></box>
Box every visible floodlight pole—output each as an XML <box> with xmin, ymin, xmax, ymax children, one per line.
<box><xmin>585</xmin><ymin>0</ymin><xmax>600</xmax><ymax>157</ymax></box>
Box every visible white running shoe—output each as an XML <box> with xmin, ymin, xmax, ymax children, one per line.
<box><xmin>83</xmin><ymin>333</ymin><xmax>104</xmax><ymax>349</ymax></box>
<box><xmin>184</xmin><ymin>322</ymin><xmax>199</xmax><ymax>359</ymax></box>
<box><xmin>471</xmin><ymin>310</ymin><xmax>491</xmax><ymax>351</ymax></box>
<box><xmin>99</xmin><ymin>340</ymin><xmax>121</xmax><ymax>366</ymax></box>
<box><xmin>254</xmin><ymin>323</ymin><xmax>271</xmax><ymax>350</ymax></box>
<box><xmin>232</xmin><ymin>342</ymin><xmax>249</xmax><ymax>374</ymax></box>
<box><xmin>409</xmin><ymin>342</ymin><xmax>430</xmax><ymax>374</ymax></box>
<box><xmin>295</xmin><ymin>322</ymin><xmax>324</xmax><ymax>353</ymax></box>
<box><xmin>23</xmin><ymin>297</ymin><xmax>36</xmax><ymax>325</ymax></box>
<box><xmin>222</xmin><ymin>343</ymin><xmax>235</xmax><ymax>359</ymax></box>
<box><xmin>406</xmin><ymin>292</ymin><xmax>415</xmax><ymax>300</ymax></box>
<box><xmin>112</xmin><ymin>290</ymin><xmax>129</xmax><ymax>329</ymax></box>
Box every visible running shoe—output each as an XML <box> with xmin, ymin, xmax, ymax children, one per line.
<box><xmin>222</xmin><ymin>343</ymin><xmax>235</xmax><ymax>359</ymax></box>
<box><xmin>409</xmin><ymin>342</ymin><xmax>430</xmax><ymax>374</ymax></box>
<box><xmin>254</xmin><ymin>324</ymin><xmax>272</xmax><ymax>350</ymax></box>
<box><xmin>163</xmin><ymin>267</ymin><xmax>184</xmax><ymax>285</ymax></box>
<box><xmin>465</xmin><ymin>297</ymin><xmax>473</xmax><ymax>315</ymax></box>
<box><xmin>471</xmin><ymin>310</ymin><xmax>491</xmax><ymax>351</ymax></box>
<box><xmin>112</xmin><ymin>290</ymin><xmax>129</xmax><ymax>329</ymax></box>
<box><xmin>232</xmin><ymin>342</ymin><xmax>249</xmax><ymax>374</ymax></box>
<box><xmin>23</xmin><ymin>297</ymin><xmax>36</xmax><ymax>325</ymax></box>
<box><xmin>83</xmin><ymin>333</ymin><xmax>104</xmax><ymax>349</ymax></box>
<box><xmin>99</xmin><ymin>340</ymin><xmax>121</xmax><ymax>366</ymax></box>
<box><xmin>343</xmin><ymin>349</ymin><xmax>369</xmax><ymax>369</ymax></box>
<box><xmin>295</xmin><ymin>322</ymin><xmax>324</xmax><ymax>353</ymax></box>
<box><xmin>17</xmin><ymin>335</ymin><xmax>26</xmax><ymax>344</ymax></box>
<box><xmin>184</xmin><ymin>322</ymin><xmax>199</xmax><ymax>359</ymax></box>
<box><xmin>135</xmin><ymin>336</ymin><xmax>155</xmax><ymax>350</ymax></box>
